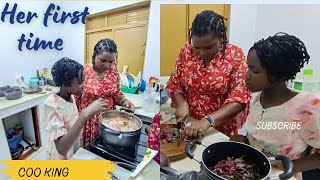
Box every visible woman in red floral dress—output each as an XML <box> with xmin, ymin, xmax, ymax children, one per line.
<box><xmin>166</xmin><ymin>10</ymin><xmax>251</xmax><ymax>138</ymax></box>
<box><xmin>76</xmin><ymin>39</ymin><xmax>134</xmax><ymax>148</ymax></box>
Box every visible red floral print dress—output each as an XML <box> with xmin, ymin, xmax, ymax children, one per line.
<box><xmin>147</xmin><ymin>113</ymin><xmax>160</xmax><ymax>164</ymax></box>
<box><xmin>76</xmin><ymin>64</ymin><xmax>124</xmax><ymax>148</ymax></box>
<box><xmin>166</xmin><ymin>42</ymin><xmax>251</xmax><ymax>137</ymax></box>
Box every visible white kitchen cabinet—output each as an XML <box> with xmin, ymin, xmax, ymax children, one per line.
<box><xmin>0</xmin><ymin>90</ymin><xmax>55</xmax><ymax>162</ymax></box>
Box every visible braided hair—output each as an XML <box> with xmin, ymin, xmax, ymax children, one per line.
<box><xmin>249</xmin><ymin>32</ymin><xmax>310</xmax><ymax>82</ymax></box>
<box><xmin>92</xmin><ymin>38</ymin><xmax>118</xmax><ymax>65</ymax></box>
<box><xmin>51</xmin><ymin>57</ymin><xmax>84</xmax><ymax>87</ymax></box>
<box><xmin>190</xmin><ymin>10</ymin><xmax>228</xmax><ymax>55</ymax></box>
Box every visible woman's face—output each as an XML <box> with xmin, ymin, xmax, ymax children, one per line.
<box><xmin>94</xmin><ymin>51</ymin><xmax>116</xmax><ymax>72</ymax></box>
<box><xmin>191</xmin><ymin>34</ymin><xmax>221</xmax><ymax>62</ymax></box>
<box><xmin>245</xmin><ymin>50</ymin><xmax>272</xmax><ymax>92</ymax></box>
<box><xmin>70</xmin><ymin>70</ymin><xmax>85</xmax><ymax>97</ymax></box>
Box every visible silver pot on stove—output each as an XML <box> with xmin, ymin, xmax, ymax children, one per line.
<box><xmin>99</xmin><ymin>108</ymin><xmax>142</xmax><ymax>147</ymax></box>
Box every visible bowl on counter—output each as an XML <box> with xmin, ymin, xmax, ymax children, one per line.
<box><xmin>0</xmin><ymin>85</ymin><xmax>10</xmax><ymax>97</ymax></box>
<box><xmin>4</xmin><ymin>88</ymin><xmax>22</xmax><ymax>100</ymax></box>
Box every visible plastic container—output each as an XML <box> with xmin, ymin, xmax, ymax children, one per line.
<box><xmin>294</xmin><ymin>81</ymin><xmax>303</xmax><ymax>91</ymax></box>
<box><xmin>39</xmin><ymin>79</ymin><xmax>45</xmax><ymax>89</ymax></box>
<box><xmin>140</xmin><ymin>80</ymin><xmax>147</xmax><ymax>92</ymax></box>
<box><xmin>121</xmin><ymin>86</ymin><xmax>139</xmax><ymax>94</ymax></box>
<box><xmin>302</xmin><ymin>69</ymin><xmax>317</xmax><ymax>92</ymax></box>
<box><xmin>8</xmin><ymin>131</ymin><xmax>23</xmax><ymax>151</ymax></box>
<box><xmin>29</xmin><ymin>77</ymin><xmax>39</xmax><ymax>89</ymax></box>
<box><xmin>143</xmin><ymin>88</ymin><xmax>159</xmax><ymax>112</ymax></box>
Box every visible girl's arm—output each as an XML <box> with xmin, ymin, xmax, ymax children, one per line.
<box><xmin>292</xmin><ymin>154</ymin><xmax>320</xmax><ymax>173</ymax></box>
<box><xmin>54</xmin><ymin>99</ymin><xmax>108</xmax><ymax>156</ymax></box>
<box><xmin>54</xmin><ymin>111</ymin><xmax>88</xmax><ymax>155</ymax></box>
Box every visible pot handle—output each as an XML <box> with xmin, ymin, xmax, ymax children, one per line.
<box><xmin>119</xmin><ymin>107</ymin><xmax>135</xmax><ymax>114</ymax></box>
<box><xmin>102</xmin><ymin>127</ymin><xmax>121</xmax><ymax>136</ymax></box>
<box><xmin>185</xmin><ymin>139</ymin><xmax>203</xmax><ymax>164</ymax></box>
<box><xmin>268</xmin><ymin>155</ymin><xmax>294</xmax><ymax>180</ymax></box>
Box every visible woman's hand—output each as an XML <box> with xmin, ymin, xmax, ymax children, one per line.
<box><xmin>230</xmin><ymin>135</ymin><xmax>249</xmax><ymax>144</ymax></box>
<box><xmin>122</xmin><ymin>99</ymin><xmax>135</xmax><ymax>111</ymax></box>
<box><xmin>185</xmin><ymin>118</ymin><xmax>210</xmax><ymax>138</ymax></box>
<box><xmin>83</xmin><ymin>98</ymin><xmax>109</xmax><ymax>118</ymax></box>
<box><xmin>175</xmin><ymin>102</ymin><xmax>189</xmax><ymax>123</ymax></box>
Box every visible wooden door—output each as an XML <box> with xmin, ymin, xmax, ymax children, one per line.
<box><xmin>113</xmin><ymin>25</ymin><xmax>148</xmax><ymax>76</ymax></box>
<box><xmin>188</xmin><ymin>4</ymin><xmax>229</xmax><ymax>31</ymax></box>
<box><xmin>160</xmin><ymin>4</ymin><xmax>230</xmax><ymax>76</ymax></box>
<box><xmin>86</xmin><ymin>30</ymin><xmax>113</xmax><ymax>64</ymax></box>
<box><xmin>160</xmin><ymin>4</ymin><xmax>188</xmax><ymax>76</ymax></box>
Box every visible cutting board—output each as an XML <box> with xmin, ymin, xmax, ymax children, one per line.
<box><xmin>161</xmin><ymin>140</ymin><xmax>188</xmax><ymax>162</ymax></box>
<box><xmin>160</xmin><ymin>124</ymin><xmax>192</xmax><ymax>162</ymax></box>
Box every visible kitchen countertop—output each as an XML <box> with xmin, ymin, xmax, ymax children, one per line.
<box><xmin>70</xmin><ymin>148</ymin><xmax>160</xmax><ymax>180</ymax></box>
<box><xmin>0</xmin><ymin>87</ymin><xmax>58</xmax><ymax>117</ymax></box>
<box><xmin>162</xmin><ymin>100</ymin><xmax>297</xmax><ymax>180</ymax></box>
<box><xmin>122</xmin><ymin>93</ymin><xmax>159</xmax><ymax>118</ymax></box>
<box><xmin>0</xmin><ymin>88</ymin><xmax>157</xmax><ymax>119</ymax></box>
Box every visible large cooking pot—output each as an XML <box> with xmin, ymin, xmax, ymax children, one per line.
<box><xmin>186</xmin><ymin>140</ymin><xmax>294</xmax><ymax>180</ymax></box>
<box><xmin>99</xmin><ymin>108</ymin><xmax>142</xmax><ymax>147</ymax></box>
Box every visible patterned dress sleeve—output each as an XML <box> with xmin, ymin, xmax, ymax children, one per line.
<box><xmin>148</xmin><ymin>113</ymin><xmax>160</xmax><ymax>164</ymax></box>
<box><xmin>222</xmin><ymin>48</ymin><xmax>252</xmax><ymax>128</ymax></box>
<box><xmin>43</xmin><ymin>105</ymin><xmax>68</xmax><ymax>141</ymax></box>
<box><xmin>299</xmin><ymin>97</ymin><xmax>320</xmax><ymax>154</ymax></box>
<box><xmin>114</xmin><ymin>70</ymin><xmax>125</xmax><ymax>101</ymax></box>
<box><xmin>223</xmin><ymin>48</ymin><xmax>251</xmax><ymax>106</ymax></box>
<box><xmin>166</xmin><ymin>45</ymin><xmax>186</xmax><ymax>95</ymax></box>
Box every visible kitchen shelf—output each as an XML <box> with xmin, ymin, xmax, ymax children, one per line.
<box><xmin>1</xmin><ymin>106</ymin><xmax>42</xmax><ymax>160</ymax></box>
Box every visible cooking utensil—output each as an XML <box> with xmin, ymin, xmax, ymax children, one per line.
<box><xmin>185</xmin><ymin>140</ymin><xmax>294</xmax><ymax>180</ymax></box>
<box><xmin>99</xmin><ymin>107</ymin><xmax>142</xmax><ymax>147</ymax></box>
<box><xmin>23</xmin><ymin>88</ymin><xmax>42</xmax><ymax>94</ymax></box>
<box><xmin>4</xmin><ymin>89</ymin><xmax>22</xmax><ymax>100</ymax></box>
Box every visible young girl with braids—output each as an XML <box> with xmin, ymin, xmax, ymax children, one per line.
<box><xmin>232</xmin><ymin>33</ymin><xmax>320</xmax><ymax>179</ymax></box>
<box><xmin>76</xmin><ymin>38</ymin><xmax>135</xmax><ymax>148</ymax></box>
<box><xmin>166</xmin><ymin>10</ymin><xmax>251</xmax><ymax>138</ymax></box>
<box><xmin>43</xmin><ymin>58</ymin><xmax>108</xmax><ymax>159</ymax></box>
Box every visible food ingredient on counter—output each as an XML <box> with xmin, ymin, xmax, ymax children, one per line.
<box><xmin>209</xmin><ymin>156</ymin><xmax>261</xmax><ymax>180</ymax></box>
<box><xmin>160</xmin><ymin>126</ymin><xmax>186</xmax><ymax>144</ymax></box>
<box><xmin>145</xmin><ymin>149</ymin><xmax>152</xmax><ymax>158</ymax></box>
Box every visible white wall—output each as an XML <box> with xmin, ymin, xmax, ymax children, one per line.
<box><xmin>229</xmin><ymin>4</ymin><xmax>320</xmax><ymax>80</ymax></box>
<box><xmin>0</xmin><ymin>0</ymin><xmax>146</xmax><ymax>86</ymax></box>
<box><xmin>0</xmin><ymin>1</ymin><xmax>64</xmax><ymax>86</ymax></box>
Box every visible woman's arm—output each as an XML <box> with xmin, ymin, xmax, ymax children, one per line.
<box><xmin>166</xmin><ymin>44</ymin><xmax>189</xmax><ymax>122</ymax></box>
<box><xmin>208</xmin><ymin>102</ymin><xmax>246</xmax><ymax>127</ymax></box>
<box><xmin>171</xmin><ymin>93</ymin><xmax>189</xmax><ymax>123</ymax></box>
<box><xmin>271</xmin><ymin>154</ymin><xmax>320</xmax><ymax>174</ymax></box>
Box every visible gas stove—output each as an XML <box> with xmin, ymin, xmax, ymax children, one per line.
<box><xmin>88</xmin><ymin>115</ymin><xmax>152</xmax><ymax>171</ymax></box>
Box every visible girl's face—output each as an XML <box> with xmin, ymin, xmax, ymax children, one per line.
<box><xmin>245</xmin><ymin>50</ymin><xmax>272</xmax><ymax>92</ymax></box>
<box><xmin>191</xmin><ymin>34</ymin><xmax>221</xmax><ymax>62</ymax></box>
<box><xmin>94</xmin><ymin>51</ymin><xmax>116</xmax><ymax>72</ymax></box>
<box><xmin>69</xmin><ymin>70</ymin><xmax>85</xmax><ymax>97</ymax></box>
